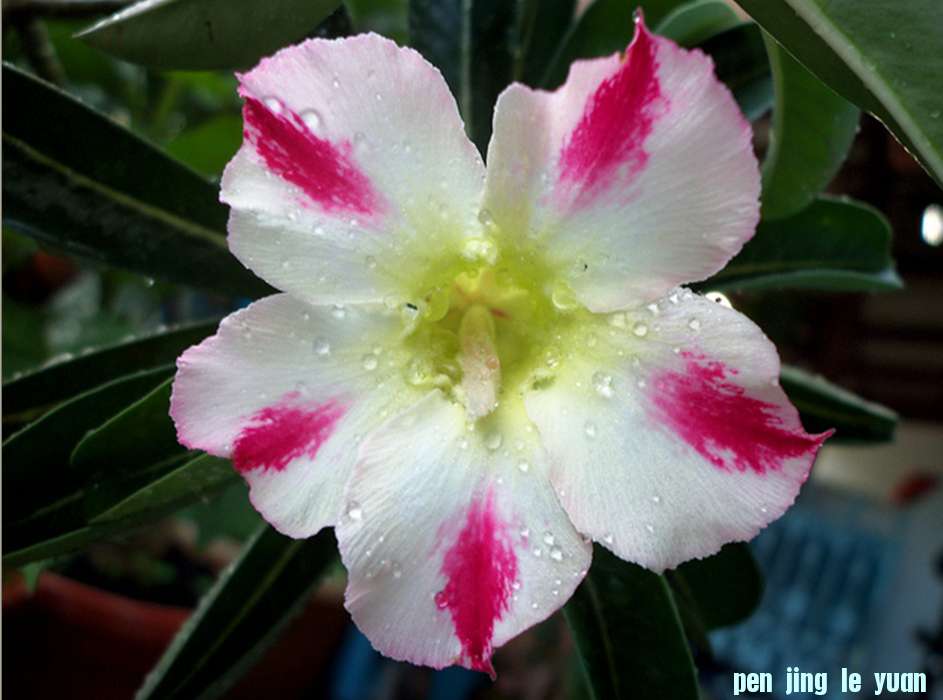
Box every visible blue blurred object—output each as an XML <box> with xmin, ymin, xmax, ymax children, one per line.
<box><xmin>703</xmin><ymin>483</ymin><xmax>943</xmax><ymax>699</ymax></box>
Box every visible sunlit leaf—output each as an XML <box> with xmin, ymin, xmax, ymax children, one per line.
<box><xmin>78</xmin><ymin>0</ymin><xmax>342</xmax><ymax>70</ymax></box>
<box><xmin>735</xmin><ymin>0</ymin><xmax>943</xmax><ymax>186</ymax></box>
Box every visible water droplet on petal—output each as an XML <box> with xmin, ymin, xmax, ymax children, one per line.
<box><xmin>550</xmin><ymin>546</ymin><xmax>564</xmax><ymax>562</ymax></box>
<box><xmin>313</xmin><ymin>338</ymin><xmax>331</xmax><ymax>356</ymax></box>
<box><xmin>332</xmin><ymin>305</ymin><xmax>347</xmax><ymax>320</ymax></box>
<box><xmin>301</xmin><ymin>109</ymin><xmax>322</xmax><ymax>132</ymax></box>
<box><xmin>633</xmin><ymin>322</ymin><xmax>649</xmax><ymax>337</ymax></box>
<box><xmin>603</xmin><ymin>533</ymin><xmax>614</xmax><ymax>544</ymax></box>
<box><xmin>485</xmin><ymin>432</ymin><xmax>503</xmax><ymax>450</ymax></box>
<box><xmin>592</xmin><ymin>371</ymin><xmax>614</xmax><ymax>398</ymax></box>
<box><xmin>517</xmin><ymin>460</ymin><xmax>530</xmax><ymax>473</ymax></box>
<box><xmin>688</xmin><ymin>318</ymin><xmax>701</xmax><ymax>331</ymax></box>
<box><xmin>584</xmin><ymin>421</ymin><xmax>597</xmax><ymax>439</ymax></box>
<box><xmin>651</xmin><ymin>495</ymin><xmax>661</xmax><ymax>505</ymax></box>
<box><xmin>645</xmin><ymin>524</ymin><xmax>655</xmax><ymax>534</ymax></box>
<box><xmin>346</xmin><ymin>502</ymin><xmax>363</xmax><ymax>521</ymax></box>
<box><xmin>543</xmin><ymin>532</ymin><xmax>555</xmax><ymax>546</ymax></box>
<box><xmin>362</xmin><ymin>354</ymin><xmax>378</xmax><ymax>371</ymax></box>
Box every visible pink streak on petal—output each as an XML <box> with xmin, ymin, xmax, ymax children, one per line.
<box><xmin>557</xmin><ymin>19</ymin><xmax>665</xmax><ymax>203</ymax></box>
<box><xmin>651</xmin><ymin>352</ymin><xmax>831</xmax><ymax>474</ymax></box>
<box><xmin>434</xmin><ymin>489</ymin><xmax>517</xmax><ymax>678</ymax></box>
<box><xmin>242</xmin><ymin>96</ymin><xmax>382</xmax><ymax>216</ymax></box>
<box><xmin>232</xmin><ymin>395</ymin><xmax>345</xmax><ymax>473</ymax></box>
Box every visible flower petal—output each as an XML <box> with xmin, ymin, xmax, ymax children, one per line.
<box><xmin>223</xmin><ymin>34</ymin><xmax>486</xmax><ymax>305</ymax></box>
<box><xmin>524</xmin><ymin>290</ymin><xmax>831</xmax><ymax>572</ymax></box>
<box><xmin>170</xmin><ymin>294</ymin><xmax>423</xmax><ymax>536</ymax></box>
<box><xmin>483</xmin><ymin>18</ymin><xmax>759</xmax><ymax>312</ymax></box>
<box><xmin>336</xmin><ymin>392</ymin><xmax>591</xmax><ymax>676</ymax></box>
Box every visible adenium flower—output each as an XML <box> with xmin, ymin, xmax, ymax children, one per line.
<box><xmin>171</xmin><ymin>16</ymin><xmax>831</xmax><ymax>677</ymax></box>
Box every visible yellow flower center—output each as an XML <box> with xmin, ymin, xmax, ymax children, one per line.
<box><xmin>399</xmin><ymin>231</ymin><xmax>591</xmax><ymax>425</ymax></box>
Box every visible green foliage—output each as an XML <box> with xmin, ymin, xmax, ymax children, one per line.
<box><xmin>78</xmin><ymin>0</ymin><xmax>342</xmax><ymax>70</ymax></box>
<box><xmin>565</xmin><ymin>546</ymin><xmax>699</xmax><ymax>700</ymax></box>
<box><xmin>761</xmin><ymin>36</ymin><xmax>860</xmax><ymax>219</ymax></box>
<box><xmin>736</xmin><ymin>0</ymin><xmax>943</xmax><ymax>186</ymax></box>
<box><xmin>2</xmin><ymin>65</ymin><xmax>272</xmax><ymax>298</ymax></box>
<box><xmin>136</xmin><ymin>525</ymin><xmax>337</xmax><ymax>700</ymax></box>
<box><xmin>702</xmin><ymin>197</ymin><xmax>901</xmax><ymax>293</ymax></box>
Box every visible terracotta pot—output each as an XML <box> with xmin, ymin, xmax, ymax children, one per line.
<box><xmin>3</xmin><ymin>572</ymin><xmax>348</xmax><ymax>699</ymax></box>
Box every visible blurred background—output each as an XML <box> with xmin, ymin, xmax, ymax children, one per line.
<box><xmin>3</xmin><ymin>0</ymin><xmax>942</xmax><ymax>698</ymax></box>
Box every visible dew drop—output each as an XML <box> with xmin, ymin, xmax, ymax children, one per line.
<box><xmin>392</xmin><ymin>563</ymin><xmax>403</xmax><ymax>579</ymax></box>
<box><xmin>651</xmin><ymin>495</ymin><xmax>661</xmax><ymax>505</ymax></box>
<box><xmin>313</xmin><ymin>338</ymin><xmax>331</xmax><ymax>356</ymax></box>
<box><xmin>332</xmin><ymin>304</ymin><xmax>347</xmax><ymax>320</ymax></box>
<box><xmin>485</xmin><ymin>432</ymin><xmax>503</xmax><ymax>450</ymax></box>
<box><xmin>543</xmin><ymin>532</ymin><xmax>556</xmax><ymax>546</ymax></box>
<box><xmin>520</xmin><ymin>528</ymin><xmax>530</xmax><ymax>539</ymax></box>
<box><xmin>584</xmin><ymin>421</ymin><xmax>597</xmax><ymax>439</ymax></box>
<box><xmin>687</xmin><ymin>318</ymin><xmax>701</xmax><ymax>331</ymax></box>
<box><xmin>592</xmin><ymin>371</ymin><xmax>614</xmax><ymax>398</ymax></box>
<box><xmin>264</xmin><ymin>96</ymin><xmax>283</xmax><ymax>113</ymax></box>
<box><xmin>346</xmin><ymin>502</ymin><xmax>363</xmax><ymax>521</ymax></box>
<box><xmin>365</xmin><ymin>255</ymin><xmax>377</xmax><ymax>270</ymax></box>
<box><xmin>362</xmin><ymin>354</ymin><xmax>378</xmax><ymax>371</ymax></box>
<box><xmin>512</xmin><ymin>581</ymin><xmax>521</xmax><ymax>591</ymax></box>
<box><xmin>645</xmin><ymin>524</ymin><xmax>655</xmax><ymax>534</ymax></box>
<box><xmin>517</xmin><ymin>460</ymin><xmax>530</xmax><ymax>473</ymax></box>
<box><xmin>632</xmin><ymin>322</ymin><xmax>649</xmax><ymax>337</ymax></box>
<box><xmin>533</xmin><ymin>547</ymin><xmax>543</xmax><ymax>558</ymax></box>
<box><xmin>301</xmin><ymin>109</ymin><xmax>322</xmax><ymax>132</ymax></box>
<box><xmin>550</xmin><ymin>546</ymin><xmax>564</xmax><ymax>562</ymax></box>
<box><xmin>603</xmin><ymin>533</ymin><xmax>614</xmax><ymax>544</ymax></box>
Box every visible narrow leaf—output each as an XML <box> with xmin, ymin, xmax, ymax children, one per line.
<box><xmin>78</xmin><ymin>0</ymin><xmax>341</xmax><ymax>70</ymax></box>
<box><xmin>3</xmin><ymin>454</ymin><xmax>236</xmax><ymax>567</ymax></box>
<box><xmin>518</xmin><ymin>0</ymin><xmax>576</xmax><ymax>87</ymax></box>
<box><xmin>655</xmin><ymin>0</ymin><xmax>740</xmax><ymax>48</ymax></box>
<box><xmin>700</xmin><ymin>197</ymin><xmax>901</xmax><ymax>293</ymax></box>
<box><xmin>780</xmin><ymin>365</ymin><xmax>898</xmax><ymax>443</ymax></box>
<box><xmin>409</xmin><ymin>0</ymin><xmax>523</xmax><ymax>153</ymax></box>
<box><xmin>71</xmin><ymin>377</ymin><xmax>181</xmax><ymax>473</ymax></box>
<box><xmin>698</xmin><ymin>23</ymin><xmax>773</xmax><ymax>121</ymax></box>
<box><xmin>2</xmin><ymin>65</ymin><xmax>271</xmax><ymax>298</ymax></box>
<box><xmin>669</xmin><ymin>543</ymin><xmax>763</xmax><ymax>631</ymax></box>
<box><xmin>3</xmin><ymin>318</ymin><xmax>218</xmax><ymax>420</ymax></box>
<box><xmin>735</xmin><ymin>0</ymin><xmax>943</xmax><ymax>186</ymax></box>
<box><xmin>761</xmin><ymin>35</ymin><xmax>860</xmax><ymax>220</ymax></box>
<box><xmin>564</xmin><ymin>545</ymin><xmax>699</xmax><ymax>700</ymax></box>
<box><xmin>136</xmin><ymin>524</ymin><xmax>337</xmax><ymax>700</ymax></box>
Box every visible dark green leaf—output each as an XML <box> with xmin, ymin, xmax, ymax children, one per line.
<box><xmin>698</xmin><ymin>23</ymin><xmax>773</xmax><ymax>121</ymax></box>
<box><xmin>540</xmin><ymin>0</ymin><xmax>684</xmax><ymax>89</ymax></box>
<box><xmin>669</xmin><ymin>543</ymin><xmax>763</xmax><ymax>631</ymax></box>
<box><xmin>71</xmin><ymin>377</ymin><xmax>182</xmax><ymax>473</ymax></box>
<box><xmin>77</xmin><ymin>0</ymin><xmax>341</xmax><ymax>70</ymax></box>
<box><xmin>409</xmin><ymin>0</ymin><xmax>523</xmax><ymax>153</ymax></box>
<box><xmin>164</xmin><ymin>114</ymin><xmax>242</xmax><ymax>178</ymax></box>
<box><xmin>780</xmin><ymin>365</ymin><xmax>898</xmax><ymax>443</ymax></box>
<box><xmin>518</xmin><ymin>0</ymin><xmax>576</xmax><ymax>87</ymax></box>
<box><xmin>700</xmin><ymin>197</ymin><xmax>901</xmax><ymax>292</ymax></box>
<box><xmin>735</xmin><ymin>0</ymin><xmax>943</xmax><ymax>186</ymax></box>
<box><xmin>761</xmin><ymin>35</ymin><xmax>860</xmax><ymax>220</ymax></box>
<box><xmin>2</xmin><ymin>65</ymin><xmax>271</xmax><ymax>298</ymax></box>
<box><xmin>3</xmin><ymin>366</ymin><xmax>173</xmax><ymax>514</ymax></box>
<box><xmin>136</xmin><ymin>524</ymin><xmax>337</xmax><ymax>700</ymax></box>
<box><xmin>655</xmin><ymin>0</ymin><xmax>740</xmax><ymax>48</ymax></box>
<box><xmin>3</xmin><ymin>318</ymin><xmax>218</xmax><ymax>420</ymax></box>
<box><xmin>564</xmin><ymin>545</ymin><xmax>699</xmax><ymax>700</ymax></box>
<box><xmin>3</xmin><ymin>453</ymin><xmax>236</xmax><ymax>567</ymax></box>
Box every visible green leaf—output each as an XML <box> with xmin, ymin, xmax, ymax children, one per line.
<box><xmin>564</xmin><ymin>545</ymin><xmax>699</xmax><ymax>700</ymax></box>
<box><xmin>655</xmin><ymin>0</ymin><xmax>740</xmax><ymax>48</ymax></box>
<box><xmin>164</xmin><ymin>114</ymin><xmax>243</xmax><ymax>178</ymax></box>
<box><xmin>700</xmin><ymin>197</ymin><xmax>901</xmax><ymax>292</ymax></box>
<box><xmin>698</xmin><ymin>23</ymin><xmax>773</xmax><ymax>121</ymax></box>
<box><xmin>669</xmin><ymin>543</ymin><xmax>763</xmax><ymax>631</ymax></box>
<box><xmin>540</xmin><ymin>0</ymin><xmax>685</xmax><ymax>89</ymax></box>
<box><xmin>71</xmin><ymin>377</ymin><xmax>181</xmax><ymax>473</ymax></box>
<box><xmin>2</xmin><ymin>65</ymin><xmax>271</xmax><ymax>298</ymax></box>
<box><xmin>780</xmin><ymin>365</ymin><xmax>897</xmax><ymax>443</ymax></box>
<box><xmin>409</xmin><ymin>0</ymin><xmax>524</xmax><ymax>153</ymax></box>
<box><xmin>136</xmin><ymin>524</ymin><xmax>337</xmax><ymax>700</ymax></box>
<box><xmin>3</xmin><ymin>366</ymin><xmax>173</xmax><ymax>512</ymax></box>
<box><xmin>3</xmin><ymin>453</ymin><xmax>237</xmax><ymax>567</ymax></box>
<box><xmin>77</xmin><ymin>0</ymin><xmax>341</xmax><ymax>70</ymax></box>
<box><xmin>734</xmin><ymin>0</ymin><xmax>943</xmax><ymax>186</ymax></box>
<box><xmin>518</xmin><ymin>0</ymin><xmax>576</xmax><ymax>87</ymax></box>
<box><xmin>3</xmin><ymin>318</ymin><xmax>218</xmax><ymax>420</ymax></box>
<box><xmin>761</xmin><ymin>35</ymin><xmax>860</xmax><ymax>220</ymax></box>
